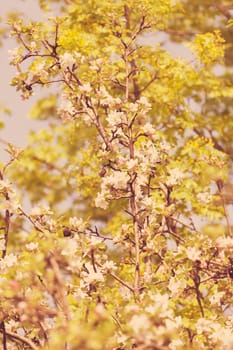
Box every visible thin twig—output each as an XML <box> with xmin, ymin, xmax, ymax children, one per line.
<box><xmin>0</xmin><ymin>328</ymin><xmax>38</xmax><ymax>350</ymax></box>
<box><xmin>0</xmin><ymin>322</ymin><xmax>7</xmax><ymax>350</ymax></box>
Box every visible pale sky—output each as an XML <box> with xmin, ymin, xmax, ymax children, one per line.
<box><xmin>0</xmin><ymin>0</ymin><xmax>56</xmax><ymax>160</ymax></box>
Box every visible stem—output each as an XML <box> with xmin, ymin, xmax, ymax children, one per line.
<box><xmin>109</xmin><ymin>271</ymin><xmax>134</xmax><ymax>293</ymax></box>
<box><xmin>128</xmin><ymin>129</ymin><xmax>140</xmax><ymax>298</ymax></box>
<box><xmin>123</xmin><ymin>5</ymin><xmax>141</xmax><ymax>298</ymax></box>
<box><xmin>216</xmin><ymin>181</ymin><xmax>232</xmax><ymax>237</ymax></box>
<box><xmin>0</xmin><ymin>171</ymin><xmax>11</xmax><ymax>259</ymax></box>
<box><xmin>0</xmin><ymin>328</ymin><xmax>38</xmax><ymax>350</ymax></box>
<box><xmin>49</xmin><ymin>256</ymin><xmax>71</xmax><ymax>321</ymax></box>
<box><xmin>0</xmin><ymin>322</ymin><xmax>7</xmax><ymax>350</ymax></box>
<box><xmin>2</xmin><ymin>209</ymin><xmax>10</xmax><ymax>259</ymax></box>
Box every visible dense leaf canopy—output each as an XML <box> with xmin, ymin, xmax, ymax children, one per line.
<box><xmin>0</xmin><ymin>1</ymin><xmax>233</xmax><ymax>349</ymax></box>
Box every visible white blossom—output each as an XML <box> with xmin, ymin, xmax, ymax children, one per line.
<box><xmin>60</xmin><ymin>52</ymin><xmax>76</xmax><ymax>69</ymax></box>
<box><xmin>69</xmin><ymin>217</ymin><xmax>85</xmax><ymax>230</ymax></box>
<box><xmin>146</xmin><ymin>293</ymin><xmax>172</xmax><ymax>318</ymax></box>
<box><xmin>137</xmin><ymin>96</ymin><xmax>151</xmax><ymax>109</ymax></box>
<box><xmin>89</xmin><ymin>58</ymin><xmax>103</xmax><ymax>71</ymax></box>
<box><xmin>126</xmin><ymin>158</ymin><xmax>138</xmax><ymax>170</ymax></box>
<box><xmin>141</xmin><ymin>196</ymin><xmax>155</xmax><ymax>212</ymax></box>
<box><xmin>73</xmin><ymin>287</ymin><xmax>88</xmax><ymax>300</ymax></box>
<box><xmin>106</xmin><ymin>110</ymin><xmax>126</xmax><ymax>127</ymax></box>
<box><xmin>82</xmin><ymin>263</ymin><xmax>104</xmax><ymax>284</ymax></box>
<box><xmin>3</xmin><ymin>195</ymin><xmax>21</xmax><ymax>215</ymax></box>
<box><xmin>186</xmin><ymin>246</ymin><xmax>201</xmax><ymax>261</ymax></box>
<box><xmin>5</xmin><ymin>319</ymin><xmax>19</xmax><ymax>331</ymax></box>
<box><xmin>197</xmin><ymin>192</ymin><xmax>211</xmax><ymax>204</ymax></box>
<box><xmin>0</xmin><ymin>180</ymin><xmax>13</xmax><ymax>192</ymax></box>
<box><xmin>95</xmin><ymin>192</ymin><xmax>108</xmax><ymax>209</ymax></box>
<box><xmin>196</xmin><ymin>318</ymin><xmax>214</xmax><ymax>334</ymax></box>
<box><xmin>129</xmin><ymin>314</ymin><xmax>150</xmax><ymax>334</ymax></box>
<box><xmin>216</xmin><ymin>237</ymin><xmax>233</xmax><ymax>249</ymax></box>
<box><xmin>115</xmin><ymin>333</ymin><xmax>128</xmax><ymax>344</ymax></box>
<box><xmin>209</xmin><ymin>291</ymin><xmax>224</xmax><ymax>305</ymax></box>
<box><xmin>165</xmin><ymin>317</ymin><xmax>182</xmax><ymax>332</ymax></box>
<box><xmin>166</xmin><ymin>168</ymin><xmax>184</xmax><ymax>186</ymax></box>
<box><xmin>98</xmin><ymin>87</ymin><xmax>122</xmax><ymax>107</ymax></box>
<box><xmin>58</xmin><ymin>98</ymin><xmax>76</xmax><ymax>118</ymax></box>
<box><xmin>61</xmin><ymin>238</ymin><xmax>78</xmax><ymax>256</ymax></box>
<box><xmin>30</xmin><ymin>41</ymin><xmax>37</xmax><ymax>50</ymax></box>
<box><xmin>168</xmin><ymin>276</ymin><xmax>186</xmax><ymax>296</ymax></box>
<box><xmin>103</xmin><ymin>171</ymin><xmax>129</xmax><ymax>190</ymax></box>
<box><xmin>25</xmin><ymin>242</ymin><xmax>38</xmax><ymax>251</ymax></box>
<box><xmin>160</xmin><ymin>140</ymin><xmax>171</xmax><ymax>152</ymax></box>
<box><xmin>101</xmin><ymin>260</ymin><xmax>117</xmax><ymax>272</ymax></box>
<box><xmin>79</xmin><ymin>83</ymin><xmax>92</xmax><ymax>93</ymax></box>
<box><xmin>0</xmin><ymin>253</ymin><xmax>18</xmax><ymax>269</ymax></box>
<box><xmin>128</xmin><ymin>102</ymin><xmax>138</xmax><ymax>113</ymax></box>
<box><xmin>119</xmin><ymin>286</ymin><xmax>131</xmax><ymax>300</ymax></box>
<box><xmin>143</xmin><ymin>122</ymin><xmax>156</xmax><ymax>136</ymax></box>
<box><xmin>88</xmin><ymin>236</ymin><xmax>101</xmax><ymax>247</ymax></box>
<box><xmin>31</xmin><ymin>205</ymin><xmax>53</xmax><ymax>216</ymax></box>
<box><xmin>169</xmin><ymin>338</ymin><xmax>184</xmax><ymax>350</ymax></box>
<box><xmin>8</xmin><ymin>47</ymin><xmax>21</xmax><ymax>64</ymax></box>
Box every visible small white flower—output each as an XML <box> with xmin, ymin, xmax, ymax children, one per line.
<box><xmin>168</xmin><ymin>276</ymin><xmax>186</xmax><ymax>296</ymax></box>
<box><xmin>137</xmin><ymin>96</ymin><xmax>151</xmax><ymax>109</ymax></box>
<box><xmin>209</xmin><ymin>291</ymin><xmax>224</xmax><ymax>305</ymax></box>
<box><xmin>47</xmin><ymin>219</ymin><xmax>56</xmax><ymax>231</ymax></box>
<box><xmin>31</xmin><ymin>205</ymin><xmax>53</xmax><ymax>216</ymax></box>
<box><xmin>106</xmin><ymin>110</ymin><xmax>126</xmax><ymax>127</ymax></box>
<box><xmin>95</xmin><ymin>193</ymin><xmax>108</xmax><ymax>209</ymax></box>
<box><xmin>30</xmin><ymin>41</ymin><xmax>37</xmax><ymax>50</ymax></box>
<box><xmin>103</xmin><ymin>171</ymin><xmax>129</xmax><ymax>190</ymax></box>
<box><xmin>197</xmin><ymin>192</ymin><xmax>211</xmax><ymax>204</ymax></box>
<box><xmin>79</xmin><ymin>83</ymin><xmax>92</xmax><ymax>93</ymax></box>
<box><xmin>160</xmin><ymin>140</ymin><xmax>171</xmax><ymax>152</ymax></box>
<box><xmin>88</xmin><ymin>236</ymin><xmax>101</xmax><ymax>247</ymax></box>
<box><xmin>69</xmin><ymin>217</ymin><xmax>84</xmax><ymax>230</ymax></box>
<box><xmin>101</xmin><ymin>260</ymin><xmax>117</xmax><ymax>272</ymax></box>
<box><xmin>216</xmin><ymin>237</ymin><xmax>233</xmax><ymax>249</ymax></box>
<box><xmin>126</xmin><ymin>158</ymin><xmax>138</xmax><ymax>170</ymax></box>
<box><xmin>147</xmin><ymin>292</ymin><xmax>171</xmax><ymax>318</ymax></box>
<box><xmin>186</xmin><ymin>246</ymin><xmax>201</xmax><ymax>261</ymax></box>
<box><xmin>129</xmin><ymin>314</ymin><xmax>150</xmax><ymax>334</ymax></box>
<box><xmin>82</xmin><ymin>264</ymin><xmax>104</xmax><ymax>284</ymax></box>
<box><xmin>143</xmin><ymin>123</ymin><xmax>156</xmax><ymax>136</ymax></box>
<box><xmin>196</xmin><ymin>318</ymin><xmax>213</xmax><ymax>334</ymax></box>
<box><xmin>115</xmin><ymin>333</ymin><xmax>128</xmax><ymax>344</ymax></box>
<box><xmin>166</xmin><ymin>168</ymin><xmax>184</xmax><ymax>186</ymax></box>
<box><xmin>61</xmin><ymin>238</ymin><xmax>78</xmax><ymax>256</ymax></box>
<box><xmin>165</xmin><ymin>317</ymin><xmax>181</xmax><ymax>332</ymax></box>
<box><xmin>169</xmin><ymin>338</ymin><xmax>184</xmax><ymax>350</ymax></box>
<box><xmin>5</xmin><ymin>319</ymin><xmax>18</xmax><ymax>331</ymax></box>
<box><xmin>0</xmin><ymin>180</ymin><xmax>12</xmax><ymax>192</ymax></box>
<box><xmin>58</xmin><ymin>98</ymin><xmax>76</xmax><ymax>116</ymax></box>
<box><xmin>73</xmin><ymin>286</ymin><xmax>88</xmax><ymax>300</ymax></box>
<box><xmin>128</xmin><ymin>103</ymin><xmax>138</xmax><ymax>113</ymax></box>
<box><xmin>141</xmin><ymin>196</ymin><xmax>154</xmax><ymax>210</ymax></box>
<box><xmin>25</xmin><ymin>242</ymin><xmax>38</xmax><ymax>251</ymax></box>
<box><xmin>8</xmin><ymin>47</ymin><xmax>21</xmax><ymax>64</ymax></box>
<box><xmin>60</xmin><ymin>52</ymin><xmax>76</xmax><ymax>69</ymax></box>
<box><xmin>0</xmin><ymin>253</ymin><xmax>17</xmax><ymax>269</ymax></box>
<box><xmin>119</xmin><ymin>286</ymin><xmax>131</xmax><ymax>300</ymax></box>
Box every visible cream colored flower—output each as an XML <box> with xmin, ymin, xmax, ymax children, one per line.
<box><xmin>60</xmin><ymin>52</ymin><xmax>76</xmax><ymax>69</ymax></box>
<box><xmin>25</xmin><ymin>242</ymin><xmax>38</xmax><ymax>251</ymax></box>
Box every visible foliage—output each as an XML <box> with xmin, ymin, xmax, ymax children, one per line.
<box><xmin>0</xmin><ymin>0</ymin><xmax>233</xmax><ymax>349</ymax></box>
